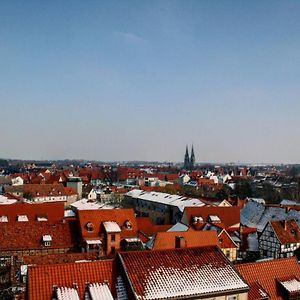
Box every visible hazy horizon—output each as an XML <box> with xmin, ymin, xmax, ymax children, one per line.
<box><xmin>1</xmin><ymin>1</ymin><xmax>300</xmax><ymax>163</ymax></box>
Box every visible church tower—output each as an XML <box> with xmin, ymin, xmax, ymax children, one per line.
<box><xmin>184</xmin><ymin>145</ymin><xmax>190</xmax><ymax>169</ymax></box>
<box><xmin>190</xmin><ymin>145</ymin><xmax>195</xmax><ymax>170</ymax></box>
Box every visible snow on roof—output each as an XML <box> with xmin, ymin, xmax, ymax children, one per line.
<box><xmin>167</xmin><ymin>222</ymin><xmax>189</xmax><ymax>232</ymax></box>
<box><xmin>281</xmin><ymin>199</ymin><xmax>300</xmax><ymax>205</ymax></box>
<box><xmin>64</xmin><ymin>210</ymin><xmax>76</xmax><ymax>218</ymax></box>
<box><xmin>280</xmin><ymin>278</ymin><xmax>300</xmax><ymax>292</ymax></box>
<box><xmin>42</xmin><ymin>235</ymin><xmax>52</xmax><ymax>242</ymax></box>
<box><xmin>120</xmin><ymin>247</ymin><xmax>249</xmax><ymax>300</ymax></box>
<box><xmin>124</xmin><ymin>237</ymin><xmax>142</xmax><ymax>243</ymax></box>
<box><xmin>138</xmin><ymin>264</ymin><xmax>248</xmax><ymax>299</ymax></box>
<box><xmin>208</xmin><ymin>215</ymin><xmax>221</xmax><ymax>223</ymax></box>
<box><xmin>240</xmin><ymin>200</ymin><xmax>300</xmax><ymax>232</ymax></box>
<box><xmin>0</xmin><ymin>216</ymin><xmax>8</xmax><ymax>222</ymax></box>
<box><xmin>85</xmin><ymin>239</ymin><xmax>102</xmax><ymax>245</ymax></box>
<box><xmin>0</xmin><ymin>195</ymin><xmax>17</xmax><ymax>205</ymax></box>
<box><xmin>20</xmin><ymin>265</ymin><xmax>28</xmax><ymax>276</ymax></box>
<box><xmin>247</xmin><ymin>198</ymin><xmax>266</xmax><ymax>205</ymax></box>
<box><xmin>103</xmin><ymin>221</ymin><xmax>121</xmax><ymax>233</ymax></box>
<box><xmin>247</xmin><ymin>233</ymin><xmax>259</xmax><ymax>251</ymax></box>
<box><xmin>37</xmin><ymin>216</ymin><xmax>48</xmax><ymax>222</ymax></box>
<box><xmin>56</xmin><ymin>287</ymin><xmax>80</xmax><ymax>300</ymax></box>
<box><xmin>116</xmin><ymin>276</ymin><xmax>129</xmax><ymax>300</ymax></box>
<box><xmin>126</xmin><ymin>189</ymin><xmax>205</xmax><ymax>212</ymax></box>
<box><xmin>17</xmin><ymin>215</ymin><xmax>28</xmax><ymax>222</ymax></box>
<box><xmin>71</xmin><ymin>198</ymin><xmax>114</xmax><ymax>210</ymax></box>
<box><xmin>88</xmin><ymin>283</ymin><xmax>114</xmax><ymax>300</ymax></box>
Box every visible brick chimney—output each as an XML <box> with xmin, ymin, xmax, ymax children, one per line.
<box><xmin>175</xmin><ymin>236</ymin><xmax>185</xmax><ymax>249</ymax></box>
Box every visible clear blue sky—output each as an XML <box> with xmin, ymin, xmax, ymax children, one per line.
<box><xmin>1</xmin><ymin>1</ymin><xmax>300</xmax><ymax>163</ymax></box>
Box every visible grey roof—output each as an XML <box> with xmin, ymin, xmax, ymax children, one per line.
<box><xmin>241</xmin><ymin>200</ymin><xmax>300</xmax><ymax>232</ymax></box>
<box><xmin>167</xmin><ymin>222</ymin><xmax>189</xmax><ymax>232</ymax></box>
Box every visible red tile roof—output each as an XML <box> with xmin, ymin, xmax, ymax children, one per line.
<box><xmin>78</xmin><ymin>209</ymin><xmax>138</xmax><ymax>240</ymax></box>
<box><xmin>0</xmin><ymin>202</ymin><xmax>64</xmax><ymax>223</ymax></box>
<box><xmin>182</xmin><ymin>206</ymin><xmax>240</xmax><ymax>229</ymax></box>
<box><xmin>136</xmin><ymin>217</ymin><xmax>172</xmax><ymax>237</ymax></box>
<box><xmin>0</xmin><ymin>219</ymin><xmax>78</xmax><ymax>251</ymax></box>
<box><xmin>218</xmin><ymin>229</ymin><xmax>238</xmax><ymax>249</ymax></box>
<box><xmin>270</xmin><ymin>219</ymin><xmax>300</xmax><ymax>244</ymax></box>
<box><xmin>119</xmin><ymin>247</ymin><xmax>249</xmax><ymax>299</ymax></box>
<box><xmin>21</xmin><ymin>252</ymin><xmax>98</xmax><ymax>265</ymax></box>
<box><xmin>237</xmin><ymin>257</ymin><xmax>300</xmax><ymax>300</ymax></box>
<box><xmin>150</xmin><ymin>231</ymin><xmax>219</xmax><ymax>250</ymax></box>
<box><xmin>27</xmin><ymin>259</ymin><xmax>115</xmax><ymax>300</ymax></box>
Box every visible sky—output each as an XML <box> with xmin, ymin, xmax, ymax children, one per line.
<box><xmin>1</xmin><ymin>0</ymin><xmax>300</xmax><ymax>163</ymax></box>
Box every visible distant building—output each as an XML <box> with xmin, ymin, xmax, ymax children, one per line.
<box><xmin>183</xmin><ymin>145</ymin><xmax>195</xmax><ymax>170</ymax></box>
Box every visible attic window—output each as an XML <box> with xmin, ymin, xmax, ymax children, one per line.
<box><xmin>17</xmin><ymin>215</ymin><xmax>28</xmax><ymax>222</ymax></box>
<box><xmin>0</xmin><ymin>216</ymin><xmax>8</xmax><ymax>222</ymax></box>
<box><xmin>42</xmin><ymin>235</ymin><xmax>52</xmax><ymax>247</ymax></box>
<box><xmin>86</xmin><ymin>222</ymin><xmax>94</xmax><ymax>232</ymax></box>
<box><xmin>208</xmin><ymin>215</ymin><xmax>221</xmax><ymax>223</ymax></box>
<box><xmin>124</xmin><ymin>220</ymin><xmax>132</xmax><ymax>230</ymax></box>
<box><xmin>193</xmin><ymin>216</ymin><xmax>203</xmax><ymax>223</ymax></box>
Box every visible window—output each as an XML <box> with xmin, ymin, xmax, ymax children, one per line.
<box><xmin>44</xmin><ymin>241</ymin><xmax>51</xmax><ymax>247</ymax></box>
<box><xmin>226</xmin><ymin>250</ymin><xmax>230</xmax><ymax>258</ymax></box>
<box><xmin>111</xmin><ymin>246</ymin><xmax>116</xmax><ymax>254</ymax></box>
<box><xmin>111</xmin><ymin>234</ymin><xmax>116</xmax><ymax>242</ymax></box>
<box><xmin>86</xmin><ymin>222</ymin><xmax>94</xmax><ymax>232</ymax></box>
<box><xmin>227</xmin><ymin>295</ymin><xmax>238</xmax><ymax>300</ymax></box>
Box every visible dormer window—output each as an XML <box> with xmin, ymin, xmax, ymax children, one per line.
<box><xmin>124</xmin><ymin>220</ymin><xmax>132</xmax><ymax>230</ymax></box>
<box><xmin>208</xmin><ymin>215</ymin><xmax>221</xmax><ymax>223</ymax></box>
<box><xmin>0</xmin><ymin>216</ymin><xmax>8</xmax><ymax>222</ymax></box>
<box><xmin>17</xmin><ymin>215</ymin><xmax>28</xmax><ymax>222</ymax></box>
<box><xmin>37</xmin><ymin>215</ymin><xmax>48</xmax><ymax>222</ymax></box>
<box><xmin>42</xmin><ymin>235</ymin><xmax>52</xmax><ymax>246</ymax></box>
<box><xmin>86</xmin><ymin>222</ymin><xmax>94</xmax><ymax>232</ymax></box>
<box><xmin>193</xmin><ymin>216</ymin><xmax>204</xmax><ymax>224</ymax></box>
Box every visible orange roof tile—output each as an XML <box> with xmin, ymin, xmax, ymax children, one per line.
<box><xmin>150</xmin><ymin>231</ymin><xmax>219</xmax><ymax>250</ymax></box>
<box><xmin>27</xmin><ymin>259</ymin><xmax>115</xmax><ymax>300</ymax></box>
<box><xmin>183</xmin><ymin>206</ymin><xmax>240</xmax><ymax>229</ymax></box>
<box><xmin>78</xmin><ymin>209</ymin><xmax>138</xmax><ymax>240</ymax></box>
<box><xmin>270</xmin><ymin>219</ymin><xmax>300</xmax><ymax>244</ymax></box>
<box><xmin>237</xmin><ymin>257</ymin><xmax>300</xmax><ymax>300</ymax></box>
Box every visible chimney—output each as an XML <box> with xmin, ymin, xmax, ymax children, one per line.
<box><xmin>284</xmin><ymin>220</ymin><xmax>288</xmax><ymax>231</ymax></box>
<box><xmin>175</xmin><ymin>236</ymin><xmax>185</xmax><ymax>249</ymax></box>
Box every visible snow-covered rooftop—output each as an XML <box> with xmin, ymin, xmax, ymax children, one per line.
<box><xmin>42</xmin><ymin>235</ymin><xmax>52</xmax><ymax>242</ymax></box>
<box><xmin>88</xmin><ymin>283</ymin><xmax>114</xmax><ymax>300</ymax></box>
<box><xmin>120</xmin><ymin>247</ymin><xmax>249</xmax><ymax>300</ymax></box>
<box><xmin>103</xmin><ymin>221</ymin><xmax>121</xmax><ymax>233</ymax></box>
<box><xmin>37</xmin><ymin>216</ymin><xmax>48</xmax><ymax>222</ymax></box>
<box><xmin>85</xmin><ymin>239</ymin><xmax>102</xmax><ymax>245</ymax></box>
<box><xmin>208</xmin><ymin>215</ymin><xmax>221</xmax><ymax>223</ymax></box>
<box><xmin>280</xmin><ymin>278</ymin><xmax>300</xmax><ymax>292</ymax></box>
<box><xmin>0</xmin><ymin>215</ymin><xmax>8</xmax><ymax>222</ymax></box>
<box><xmin>241</xmin><ymin>200</ymin><xmax>300</xmax><ymax>232</ymax></box>
<box><xmin>56</xmin><ymin>287</ymin><xmax>80</xmax><ymax>300</ymax></box>
<box><xmin>64</xmin><ymin>210</ymin><xmax>76</xmax><ymax>218</ymax></box>
<box><xmin>126</xmin><ymin>189</ymin><xmax>205</xmax><ymax>212</ymax></box>
<box><xmin>17</xmin><ymin>215</ymin><xmax>28</xmax><ymax>222</ymax></box>
<box><xmin>71</xmin><ymin>198</ymin><xmax>114</xmax><ymax>210</ymax></box>
<box><xmin>0</xmin><ymin>195</ymin><xmax>17</xmax><ymax>205</ymax></box>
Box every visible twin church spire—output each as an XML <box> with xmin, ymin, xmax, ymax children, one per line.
<box><xmin>184</xmin><ymin>145</ymin><xmax>195</xmax><ymax>170</ymax></box>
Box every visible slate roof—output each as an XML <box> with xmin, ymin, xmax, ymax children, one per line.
<box><xmin>241</xmin><ymin>200</ymin><xmax>300</xmax><ymax>232</ymax></box>
<box><xmin>27</xmin><ymin>260</ymin><xmax>115</xmax><ymax>300</ymax></box>
<box><xmin>119</xmin><ymin>247</ymin><xmax>249</xmax><ymax>300</ymax></box>
<box><xmin>237</xmin><ymin>257</ymin><xmax>300</xmax><ymax>300</ymax></box>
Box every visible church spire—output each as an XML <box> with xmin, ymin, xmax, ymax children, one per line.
<box><xmin>184</xmin><ymin>145</ymin><xmax>190</xmax><ymax>169</ymax></box>
<box><xmin>190</xmin><ymin>144</ymin><xmax>195</xmax><ymax>170</ymax></box>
